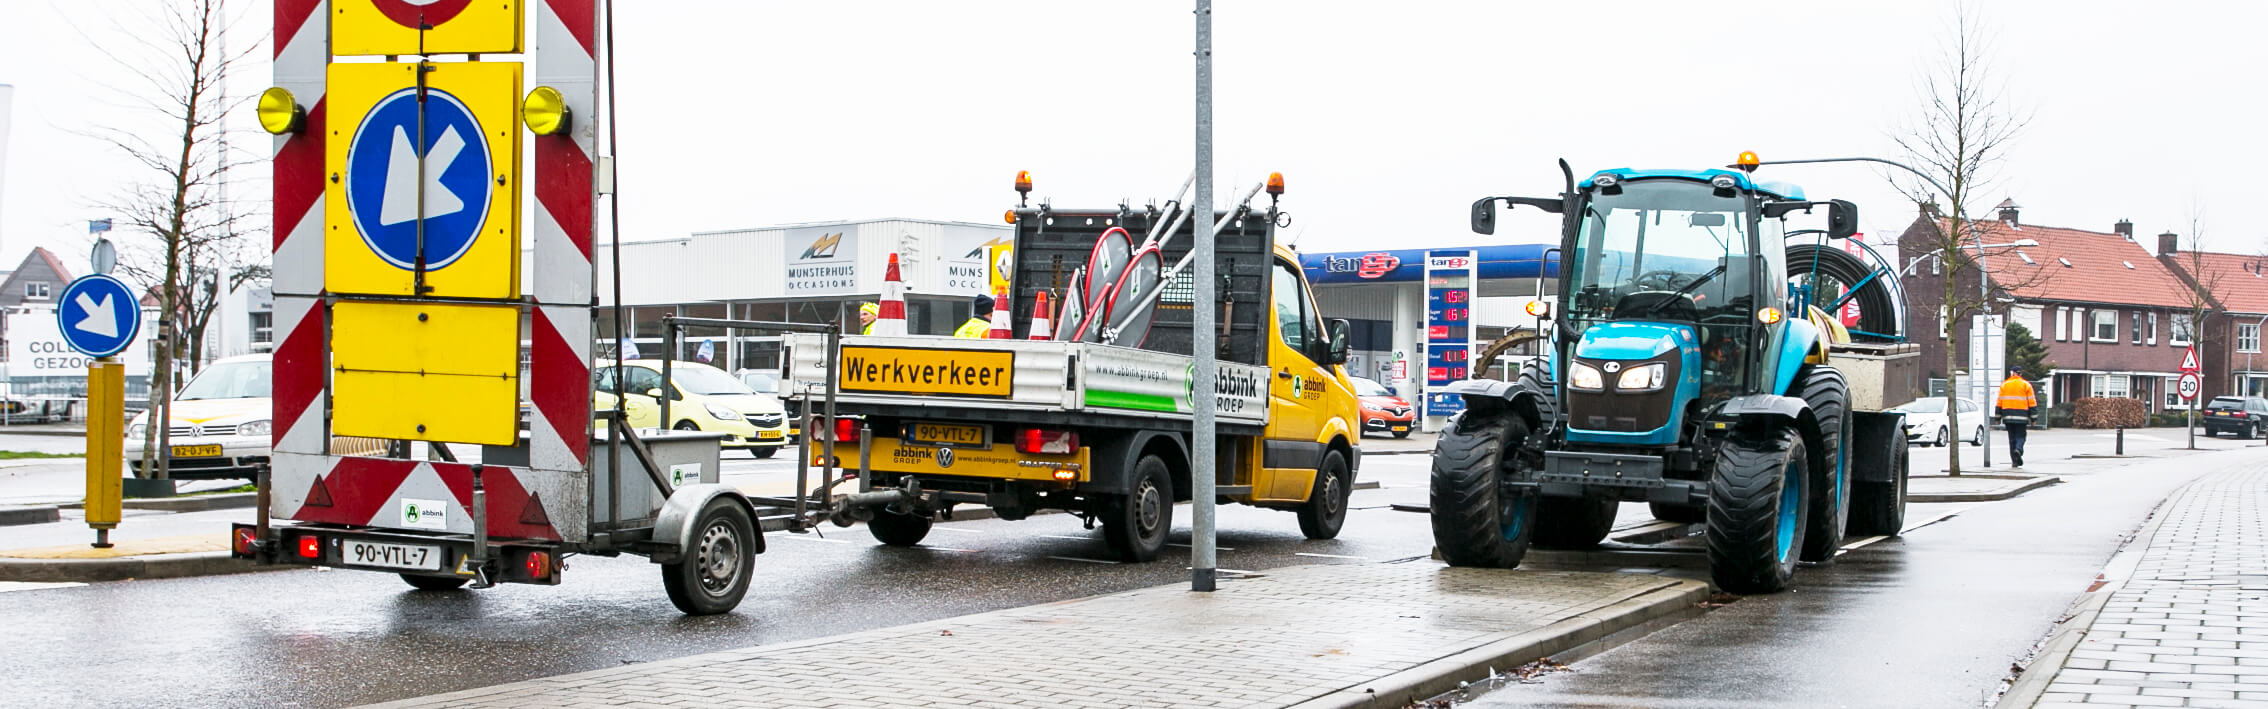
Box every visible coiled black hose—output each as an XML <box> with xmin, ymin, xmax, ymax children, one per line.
<box><xmin>1786</xmin><ymin>243</ymin><xmax>1901</xmax><ymax>342</ymax></box>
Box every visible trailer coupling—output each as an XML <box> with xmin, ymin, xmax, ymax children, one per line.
<box><xmin>827</xmin><ymin>477</ymin><xmax>929</xmax><ymax>527</ymax></box>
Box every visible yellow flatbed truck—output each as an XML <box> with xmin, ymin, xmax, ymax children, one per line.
<box><xmin>781</xmin><ymin>186</ymin><xmax>1362</xmax><ymax>561</ymax></box>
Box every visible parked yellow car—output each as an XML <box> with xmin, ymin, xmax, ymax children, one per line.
<box><xmin>595</xmin><ymin>359</ymin><xmax>790</xmax><ymax>458</ymax></box>
<box><xmin>123</xmin><ymin>354</ymin><xmax>385</xmax><ymax>480</ymax></box>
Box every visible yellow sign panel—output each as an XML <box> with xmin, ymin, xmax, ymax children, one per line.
<box><xmin>324</xmin><ymin>61</ymin><xmax>521</xmax><ymax>299</ymax></box>
<box><xmin>331</xmin><ymin>301</ymin><xmax>520</xmax><ymax>445</ymax></box>
<box><xmin>840</xmin><ymin>346</ymin><xmax>1015</xmax><ymax>398</ymax></box>
<box><xmin>829</xmin><ymin>439</ymin><xmax>1086</xmax><ymax>482</ymax></box>
<box><xmin>333</xmin><ymin>0</ymin><xmax>522</xmax><ymax>56</ymax></box>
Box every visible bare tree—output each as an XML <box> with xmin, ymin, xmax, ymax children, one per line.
<box><xmin>1891</xmin><ymin>4</ymin><xmax>2033</xmax><ymax>476</ymax></box>
<box><xmin>85</xmin><ymin>0</ymin><xmax>262</xmax><ymax>481</ymax></box>
<box><xmin>2162</xmin><ymin>205</ymin><xmax>2224</xmax><ymax>450</ymax></box>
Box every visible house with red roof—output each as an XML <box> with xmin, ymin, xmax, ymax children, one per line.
<box><xmin>2159</xmin><ymin>247</ymin><xmax>2268</xmax><ymax>400</ymax></box>
<box><xmin>1898</xmin><ymin>203</ymin><xmax>2205</xmax><ymax>417</ymax></box>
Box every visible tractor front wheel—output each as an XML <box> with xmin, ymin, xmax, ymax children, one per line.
<box><xmin>1429</xmin><ymin>411</ymin><xmax>1537</xmax><ymax>568</ymax></box>
<box><xmin>1706</xmin><ymin>427</ymin><xmax>1809</xmax><ymax>594</ymax></box>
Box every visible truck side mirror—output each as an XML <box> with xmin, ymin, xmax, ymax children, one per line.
<box><xmin>1327</xmin><ymin>319</ymin><xmax>1351</xmax><ymax>366</ymax></box>
<box><xmin>1470</xmin><ymin>197</ymin><xmax>1498</xmax><ymax>235</ymax></box>
<box><xmin>1827</xmin><ymin>199</ymin><xmax>1859</xmax><ymax>239</ymax></box>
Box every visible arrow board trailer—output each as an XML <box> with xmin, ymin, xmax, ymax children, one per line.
<box><xmin>781</xmin><ymin>189</ymin><xmax>1367</xmax><ymax>563</ymax></box>
<box><xmin>241</xmin><ymin>1</ymin><xmax>767</xmax><ymax>616</ymax></box>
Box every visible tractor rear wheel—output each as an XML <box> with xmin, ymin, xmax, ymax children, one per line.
<box><xmin>1533</xmin><ymin>496</ymin><xmax>1618</xmax><ymax>549</ymax></box>
<box><xmin>1707</xmin><ymin>427</ymin><xmax>1809</xmax><ymax>594</ymax></box>
<box><xmin>1847</xmin><ymin>438</ymin><xmax>1909</xmax><ymax>537</ymax></box>
<box><xmin>1429</xmin><ymin>411</ymin><xmax>1537</xmax><ymax>568</ymax></box>
<box><xmin>1796</xmin><ymin>365</ymin><xmax>1848</xmax><ymax>564</ymax></box>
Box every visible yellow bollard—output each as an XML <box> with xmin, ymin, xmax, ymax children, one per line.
<box><xmin>85</xmin><ymin>358</ymin><xmax>123</xmax><ymax>548</ymax></box>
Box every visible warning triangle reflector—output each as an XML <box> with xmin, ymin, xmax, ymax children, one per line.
<box><xmin>303</xmin><ymin>474</ymin><xmax>334</xmax><ymax>508</ymax></box>
<box><xmin>518</xmin><ymin>491</ymin><xmax>552</xmax><ymax>527</ymax></box>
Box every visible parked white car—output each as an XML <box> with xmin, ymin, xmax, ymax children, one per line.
<box><xmin>1891</xmin><ymin>396</ymin><xmax>1986</xmax><ymax>447</ymax></box>
<box><xmin>123</xmin><ymin>354</ymin><xmax>276</xmax><ymax>480</ymax></box>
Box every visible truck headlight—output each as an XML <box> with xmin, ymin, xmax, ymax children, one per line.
<box><xmin>1615</xmin><ymin>363</ymin><xmax>1667</xmax><ymax>391</ymax></box>
<box><xmin>236</xmin><ymin>420</ymin><xmax>272</xmax><ymax>437</ymax></box>
<box><xmin>705</xmin><ymin>403</ymin><xmax>740</xmax><ymax>421</ymax></box>
<box><xmin>1568</xmin><ymin>362</ymin><xmax>1604</xmax><ymax>391</ymax></box>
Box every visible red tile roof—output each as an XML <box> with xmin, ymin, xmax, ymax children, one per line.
<box><xmin>1939</xmin><ymin>219</ymin><xmax>2195</xmax><ymax>309</ymax></box>
<box><xmin>31</xmin><ymin>246</ymin><xmax>70</xmax><ymax>283</ymax></box>
<box><xmin>2167</xmin><ymin>250</ymin><xmax>2268</xmax><ymax>315</ymax></box>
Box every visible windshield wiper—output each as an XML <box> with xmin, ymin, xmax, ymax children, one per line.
<box><xmin>1633</xmin><ymin>265</ymin><xmax>1725</xmax><ymax>319</ymax></box>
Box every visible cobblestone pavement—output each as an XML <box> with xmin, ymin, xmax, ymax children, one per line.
<box><xmin>367</xmin><ymin>562</ymin><xmax>1695</xmax><ymax>709</ymax></box>
<box><xmin>2035</xmin><ymin>466</ymin><xmax>2268</xmax><ymax>708</ymax></box>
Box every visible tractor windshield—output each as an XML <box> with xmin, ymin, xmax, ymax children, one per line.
<box><xmin>1566</xmin><ymin>178</ymin><xmax>1762</xmax><ymax>396</ymax></box>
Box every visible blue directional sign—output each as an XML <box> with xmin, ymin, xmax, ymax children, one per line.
<box><xmin>343</xmin><ymin>86</ymin><xmax>495</xmax><ymax>271</ymax></box>
<box><xmin>55</xmin><ymin>275</ymin><xmax>140</xmax><ymax>358</ymax></box>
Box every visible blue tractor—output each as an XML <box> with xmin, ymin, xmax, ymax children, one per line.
<box><xmin>1434</xmin><ymin>157</ymin><xmax>1913</xmax><ymax>593</ymax></box>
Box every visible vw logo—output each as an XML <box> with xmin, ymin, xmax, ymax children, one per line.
<box><xmin>189</xmin><ymin>425</ymin><xmax>205</xmax><ymax>437</ymax></box>
<box><xmin>935</xmin><ymin>447</ymin><xmax>956</xmax><ymax>468</ymax></box>
<box><xmin>1602</xmin><ymin>362</ymin><xmax>1621</xmax><ymax>373</ymax></box>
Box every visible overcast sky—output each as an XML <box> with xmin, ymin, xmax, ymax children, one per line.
<box><xmin>2</xmin><ymin>1</ymin><xmax>2263</xmax><ymax>278</ymax></box>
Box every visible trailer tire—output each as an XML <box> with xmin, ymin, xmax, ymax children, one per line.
<box><xmin>1297</xmin><ymin>450</ymin><xmax>1352</xmax><ymax>540</ymax></box>
<box><xmin>1429</xmin><ymin>412</ymin><xmax>1537</xmax><ymax>568</ymax></box>
<box><xmin>400</xmin><ymin>574</ymin><xmax>469</xmax><ymax>591</ymax></box>
<box><xmin>662</xmin><ymin>497</ymin><xmax>755</xmax><ymax>616</ymax></box>
<box><xmin>1796</xmin><ymin>365</ymin><xmax>1848</xmax><ymax>564</ymax></box>
<box><xmin>1847</xmin><ymin>439</ymin><xmax>1908</xmax><ymax>537</ymax></box>
<box><xmin>1707</xmin><ymin>427</ymin><xmax>1808</xmax><ymax>594</ymax></box>
<box><xmin>1649</xmin><ymin>501</ymin><xmax>1705</xmax><ymax>524</ymax></box>
<box><xmin>867</xmin><ymin>510</ymin><xmax>933</xmax><ymax>547</ymax></box>
<box><xmin>1104</xmin><ymin>454</ymin><xmax>1173</xmax><ymax>562</ymax></box>
<box><xmin>1533</xmin><ymin>496</ymin><xmax>1618</xmax><ymax>549</ymax></box>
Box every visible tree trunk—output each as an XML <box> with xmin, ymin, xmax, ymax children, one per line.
<box><xmin>1943</xmin><ymin>219</ymin><xmax>1964</xmax><ymax>478</ymax></box>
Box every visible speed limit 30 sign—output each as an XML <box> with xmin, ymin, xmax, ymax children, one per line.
<box><xmin>2178</xmin><ymin>372</ymin><xmax>2203</xmax><ymax>401</ymax></box>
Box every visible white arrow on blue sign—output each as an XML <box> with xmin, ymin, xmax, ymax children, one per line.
<box><xmin>343</xmin><ymin>86</ymin><xmax>493</xmax><ymax>271</ymax></box>
<box><xmin>55</xmin><ymin>275</ymin><xmax>140</xmax><ymax>358</ymax></box>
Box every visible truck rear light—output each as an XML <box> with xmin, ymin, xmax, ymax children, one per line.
<box><xmin>231</xmin><ymin>527</ymin><xmax>257</xmax><ymax>556</ymax></box>
<box><xmin>833</xmin><ymin>417</ymin><xmax>863</xmax><ymax>443</ymax></box>
<box><xmin>297</xmin><ymin>535</ymin><xmax>321</xmax><ymax>559</ymax></box>
<box><xmin>1017</xmin><ymin>428</ymin><xmax>1078</xmax><ymax>455</ymax></box>
<box><xmin>1052</xmin><ymin>469</ymin><xmax>1077</xmax><ymax>481</ymax></box>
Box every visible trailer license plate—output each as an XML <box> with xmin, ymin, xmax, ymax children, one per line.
<box><xmin>171</xmin><ymin>444</ymin><xmax>222</xmax><ymax>458</ymax></box>
<box><xmin>908</xmin><ymin>422</ymin><xmax>986</xmax><ymax>447</ymax></box>
<box><xmin>344</xmin><ymin>540</ymin><xmax>442</xmax><ymax>571</ymax></box>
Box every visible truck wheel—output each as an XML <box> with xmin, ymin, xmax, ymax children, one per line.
<box><xmin>400</xmin><ymin>574</ymin><xmax>468</xmax><ymax>591</ymax></box>
<box><xmin>1533</xmin><ymin>496</ymin><xmax>1617</xmax><ymax>549</ymax></box>
<box><xmin>1847</xmin><ymin>437</ymin><xmax>1908</xmax><ymax>537</ymax></box>
<box><xmin>1707</xmin><ymin>427</ymin><xmax>1808</xmax><ymax>594</ymax></box>
<box><xmin>662</xmin><ymin>497</ymin><xmax>755</xmax><ymax>615</ymax></box>
<box><xmin>1429</xmin><ymin>412</ymin><xmax>1537</xmax><ymax>568</ymax></box>
<box><xmin>751</xmin><ymin>446</ymin><xmax>779</xmax><ymax>459</ymax></box>
<box><xmin>867</xmin><ymin>510</ymin><xmax>933</xmax><ymax>546</ymax></box>
<box><xmin>1796</xmin><ymin>365</ymin><xmax>1848</xmax><ymax>564</ymax></box>
<box><xmin>1104</xmin><ymin>455</ymin><xmax>1173</xmax><ymax>562</ymax></box>
<box><xmin>1649</xmin><ymin>501</ymin><xmax>1704</xmax><ymax>524</ymax></box>
<box><xmin>1296</xmin><ymin>450</ymin><xmax>1352</xmax><ymax>540</ymax></box>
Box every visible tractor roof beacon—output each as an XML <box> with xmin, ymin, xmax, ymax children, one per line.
<box><xmin>1433</xmin><ymin>154</ymin><xmax>1918</xmax><ymax>594</ymax></box>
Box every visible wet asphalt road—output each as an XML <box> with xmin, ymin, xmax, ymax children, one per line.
<box><xmin>3</xmin><ymin>446</ymin><xmax>1447</xmax><ymax>709</ymax></box>
<box><xmin>1463</xmin><ymin>432</ymin><xmax>2263</xmax><ymax>709</ymax></box>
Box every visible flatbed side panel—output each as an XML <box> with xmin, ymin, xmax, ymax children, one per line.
<box><xmin>1080</xmin><ymin>344</ymin><xmax>1268</xmax><ymax>426</ymax></box>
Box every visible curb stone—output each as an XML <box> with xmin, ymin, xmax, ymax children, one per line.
<box><xmin>0</xmin><ymin>505</ymin><xmax>61</xmax><ymax>526</ymax></box>
<box><xmin>58</xmin><ymin>491</ymin><xmax>257</xmax><ymax>513</ymax></box>
<box><xmin>0</xmin><ymin>550</ymin><xmax>293</xmax><ymax>583</ymax></box>
<box><xmin>1908</xmin><ymin>475</ymin><xmax>2058</xmax><ymax>503</ymax></box>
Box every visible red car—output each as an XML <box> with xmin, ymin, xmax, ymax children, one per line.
<box><xmin>1352</xmin><ymin>376</ymin><xmax>1416</xmax><ymax>438</ymax></box>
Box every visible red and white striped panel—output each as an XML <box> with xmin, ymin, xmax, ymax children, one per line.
<box><xmin>270</xmin><ymin>0</ymin><xmax>328</xmax><ymax>470</ymax></box>
<box><xmin>527</xmin><ymin>0</ymin><xmax>598</xmax><ymax>536</ymax></box>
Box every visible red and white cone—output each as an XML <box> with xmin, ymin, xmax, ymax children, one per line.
<box><xmin>873</xmin><ymin>252</ymin><xmax>908</xmax><ymax>336</ymax></box>
<box><xmin>988</xmin><ymin>287</ymin><xmax>1014</xmax><ymax>339</ymax></box>
<box><xmin>1027</xmin><ymin>290</ymin><xmax>1053</xmax><ymax>340</ymax></box>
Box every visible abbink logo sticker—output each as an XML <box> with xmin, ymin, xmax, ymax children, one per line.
<box><xmin>400</xmin><ymin>498</ymin><xmax>448</xmax><ymax>529</ymax></box>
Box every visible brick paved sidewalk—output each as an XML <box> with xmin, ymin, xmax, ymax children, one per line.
<box><xmin>2031</xmin><ymin>467</ymin><xmax>2268</xmax><ymax>708</ymax></box>
<box><xmin>368</xmin><ymin>562</ymin><xmax>1703</xmax><ymax>709</ymax></box>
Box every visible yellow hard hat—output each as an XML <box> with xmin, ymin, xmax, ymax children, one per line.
<box><xmin>859</xmin><ymin>302</ymin><xmax>880</xmax><ymax>315</ymax></box>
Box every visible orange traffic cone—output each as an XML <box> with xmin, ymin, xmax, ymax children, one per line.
<box><xmin>873</xmin><ymin>252</ymin><xmax>908</xmax><ymax>336</ymax></box>
<box><xmin>1027</xmin><ymin>290</ymin><xmax>1053</xmax><ymax>340</ymax></box>
<box><xmin>988</xmin><ymin>287</ymin><xmax>1013</xmax><ymax>339</ymax></box>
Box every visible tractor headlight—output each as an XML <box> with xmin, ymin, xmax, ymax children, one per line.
<box><xmin>1568</xmin><ymin>362</ymin><xmax>1604</xmax><ymax>391</ymax></box>
<box><xmin>1615</xmin><ymin>363</ymin><xmax>1667</xmax><ymax>391</ymax></box>
<box><xmin>704</xmin><ymin>403</ymin><xmax>740</xmax><ymax>421</ymax></box>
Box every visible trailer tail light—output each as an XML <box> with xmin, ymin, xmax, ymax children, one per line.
<box><xmin>1017</xmin><ymin>428</ymin><xmax>1079</xmax><ymax>455</ymax></box>
<box><xmin>297</xmin><ymin>535</ymin><xmax>321</xmax><ymax>559</ymax></box>
<box><xmin>231</xmin><ymin>526</ymin><xmax>257</xmax><ymax>556</ymax></box>
<box><xmin>525</xmin><ymin>551</ymin><xmax>552</xmax><ymax>580</ymax></box>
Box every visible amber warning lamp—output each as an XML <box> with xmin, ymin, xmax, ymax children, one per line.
<box><xmin>1014</xmin><ymin>170</ymin><xmax>1033</xmax><ymax>207</ymax></box>
<box><xmin>1735</xmin><ymin>150</ymin><xmax>1761</xmax><ymax>174</ymax></box>
<box><xmin>257</xmin><ymin>87</ymin><xmax>304</xmax><ymax>135</ymax></box>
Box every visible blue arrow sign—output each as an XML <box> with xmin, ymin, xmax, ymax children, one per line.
<box><xmin>55</xmin><ymin>275</ymin><xmax>140</xmax><ymax>358</ymax></box>
<box><xmin>343</xmin><ymin>86</ymin><xmax>494</xmax><ymax>271</ymax></box>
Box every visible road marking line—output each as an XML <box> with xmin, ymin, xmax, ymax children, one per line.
<box><xmin>1039</xmin><ymin>534</ymin><xmax>1090</xmax><ymax>541</ymax></box>
<box><xmin>925</xmin><ymin>526</ymin><xmax>983</xmax><ymax>534</ymax></box>
<box><xmin>1294</xmin><ymin>552</ymin><xmax>1368</xmax><ymax>560</ymax></box>
<box><xmin>0</xmin><ymin>581</ymin><xmax>84</xmax><ymax>593</ymax></box>
<box><xmin>1047</xmin><ymin>555</ymin><xmax>1119</xmax><ymax>564</ymax></box>
<box><xmin>922</xmin><ymin>547</ymin><xmax>980</xmax><ymax>553</ymax></box>
<box><xmin>1837</xmin><ymin>535</ymin><xmax>1888</xmax><ymax>555</ymax></box>
<box><xmin>773</xmin><ymin>534</ymin><xmax>850</xmax><ymax>543</ymax></box>
<box><xmin>1168</xmin><ymin>543</ymin><xmax>1236</xmax><ymax>551</ymax></box>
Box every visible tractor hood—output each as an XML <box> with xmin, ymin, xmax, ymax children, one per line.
<box><xmin>1574</xmin><ymin>321</ymin><xmax>1694</xmax><ymax>361</ymax></box>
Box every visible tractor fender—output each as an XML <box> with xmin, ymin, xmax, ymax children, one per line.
<box><xmin>1767</xmin><ymin>319</ymin><xmax>1822</xmax><ymax>396</ymax></box>
<box><xmin>1441</xmin><ymin>378</ymin><xmax>1547</xmax><ymax>430</ymax></box>
<box><xmin>651</xmin><ymin>483</ymin><xmax>765</xmax><ymax>564</ymax></box>
<box><xmin>1721</xmin><ymin>394</ymin><xmax>1809</xmax><ymax>424</ymax></box>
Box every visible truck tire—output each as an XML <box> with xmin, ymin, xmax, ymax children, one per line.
<box><xmin>400</xmin><ymin>574</ymin><xmax>468</xmax><ymax>591</ymax></box>
<box><xmin>1297</xmin><ymin>450</ymin><xmax>1352</xmax><ymax>540</ymax></box>
<box><xmin>1429</xmin><ymin>411</ymin><xmax>1537</xmax><ymax>568</ymax></box>
<box><xmin>1707</xmin><ymin>427</ymin><xmax>1809</xmax><ymax>594</ymax></box>
<box><xmin>1533</xmin><ymin>496</ymin><xmax>1618</xmax><ymax>549</ymax></box>
<box><xmin>1649</xmin><ymin>501</ymin><xmax>1705</xmax><ymax>524</ymax></box>
<box><xmin>1796</xmin><ymin>365</ymin><xmax>1848</xmax><ymax>564</ymax></box>
<box><xmin>663</xmin><ymin>497</ymin><xmax>755</xmax><ymax>615</ymax></box>
<box><xmin>867</xmin><ymin>510</ymin><xmax>933</xmax><ymax>546</ymax></box>
<box><xmin>1847</xmin><ymin>438</ymin><xmax>1908</xmax><ymax>537</ymax></box>
<box><xmin>1104</xmin><ymin>454</ymin><xmax>1173</xmax><ymax>562</ymax></box>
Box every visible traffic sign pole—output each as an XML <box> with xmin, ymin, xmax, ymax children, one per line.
<box><xmin>85</xmin><ymin>358</ymin><xmax>123</xmax><ymax>547</ymax></box>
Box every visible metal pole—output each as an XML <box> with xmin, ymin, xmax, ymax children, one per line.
<box><xmin>661</xmin><ymin>318</ymin><xmax>675</xmax><ymax>431</ymax></box>
<box><xmin>1190</xmin><ymin>0</ymin><xmax>1217</xmax><ymax>593</ymax></box>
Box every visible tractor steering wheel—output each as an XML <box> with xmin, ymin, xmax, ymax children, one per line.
<box><xmin>1630</xmin><ymin>270</ymin><xmax>1696</xmax><ymax>292</ymax></box>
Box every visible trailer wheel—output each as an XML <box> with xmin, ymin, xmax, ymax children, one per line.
<box><xmin>663</xmin><ymin>497</ymin><xmax>754</xmax><ymax>615</ymax></box>
<box><xmin>1796</xmin><ymin>365</ymin><xmax>1848</xmax><ymax>564</ymax></box>
<box><xmin>1429</xmin><ymin>412</ymin><xmax>1536</xmax><ymax>568</ymax></box>
<box><xmin>1649</xmin><ymin>501</ymin><xmax>1704</xmax><ymax>524</ymax></box>
<box><xmin>1847</xmin><ymin>437</ymin><xmax>1908</xmax><ymax>537</ymax></box>
<box><xmin>1296</xmin><ymin>450</ymin><xmax>1352</xmax><ymax>540</ymax></box>
<box><xmin>1104</xmin><ymin>455</ymin><xmax>1173</xmax><ymax>562</ymax></box>
<box><xmin>1707</xmin><ymin>427</ymin><xmax>1808</xmax><ymax>594</ymax></box>
<box><xmin>868</xmin><ymin>510</ymin><xmax>933</xmax><ymax>546</ymax></box>
<box><xmin>1533</xmin><ymin>496</ymin><xmax>1617</xmax><ymax>549</ymax></box>
<box><xmin>399</xmin><ymin>574</ymin><xmax>468</xmax><ymax>591</ymax></box>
